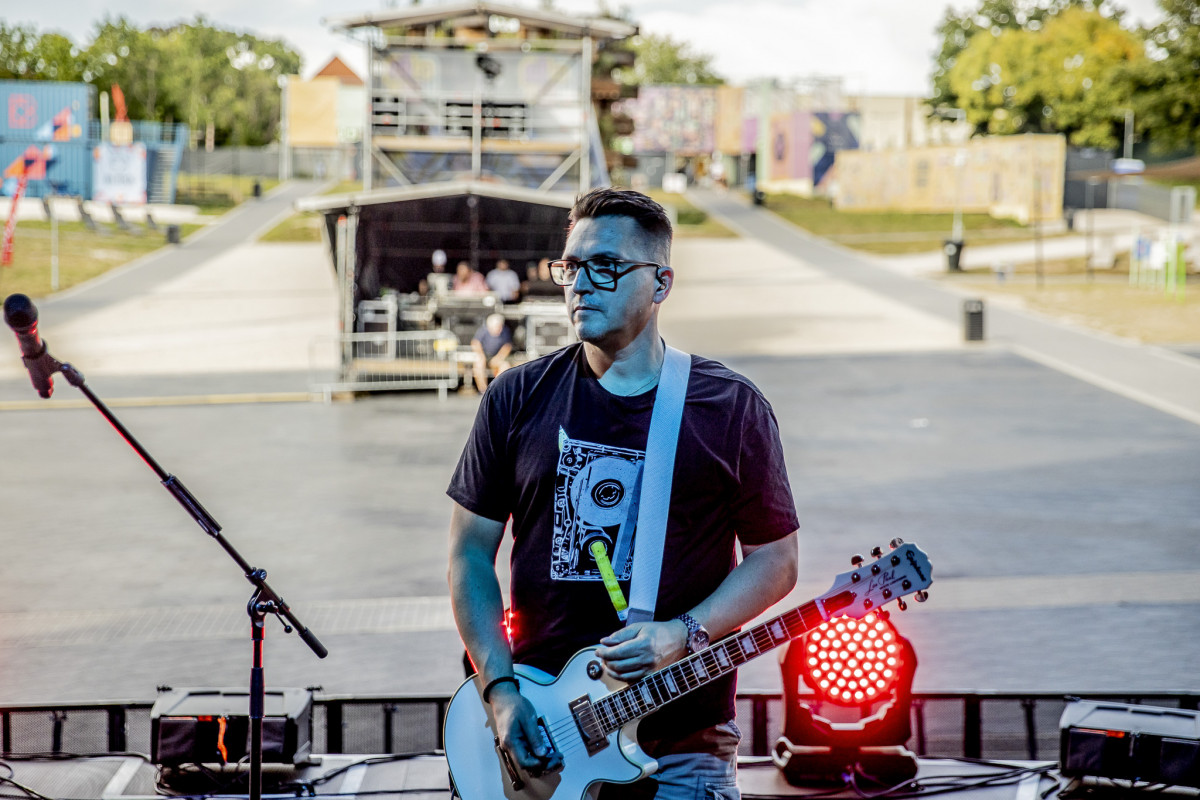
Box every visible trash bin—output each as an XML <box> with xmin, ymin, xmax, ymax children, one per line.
<box><xmin>1064</xmin><ymin>208</ymin><xmax>1075</xmax><ymax>231</ymax></box>
<box><xmin>944</xmin><ymin>239</ymin><xmax>965</xmax><ymax>272</ymax></box>
<box><xmin>166</xmin><ymin>224</ymin><xmax>181</xmax><ymax>245</ymax></box>
<box><xmin>753</xmin><ymin>190</ymin><xmax>765</xmax><ymax>206</ymax></box>
<box><xmin>252</xmin><ymin>180</ymin><xmax>262</xmax><ymax>198</ymax></box>
<box><xmin>963</xmin><ymin>298</ymin><xmax>985</xmax><ymax>341</ymax></box>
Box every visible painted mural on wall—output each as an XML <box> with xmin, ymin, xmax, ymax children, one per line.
<box><xmin>620</xmin><ymin>86</ymin><xmax>717</xmax><ymax>156</ymax></box>
<box><xmin>1</xmin><ymin>81</ymin><xmax>91</xmax><ymax>197</ymax></box>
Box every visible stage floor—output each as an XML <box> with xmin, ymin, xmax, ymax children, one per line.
<box><xmin>0</xmin><ymin>753</ymin><xmax>1074</xmax><ymax>799</ymax></box>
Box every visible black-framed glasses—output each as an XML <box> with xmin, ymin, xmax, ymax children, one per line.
<box><xmin>548</xmin><ymin>257</ymin><xmax>664</xmax><ymax>290</ymax></box>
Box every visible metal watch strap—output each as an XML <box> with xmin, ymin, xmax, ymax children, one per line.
<box><xmin>676</xmin><ymin>612</ymin><xmax>703</xmax><ymax>653</ymax></box>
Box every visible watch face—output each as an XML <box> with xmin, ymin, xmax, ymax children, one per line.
<box><xmin>689</xmin><ymin>628</ymin><xmax>710</xmax><ymax>653</ymax></box>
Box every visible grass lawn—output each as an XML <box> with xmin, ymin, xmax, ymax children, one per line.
<box><xmin>648</xmin><ymin>190</ymin><xmax>737</xmax><ymax>238</ymax></box>
<box><xmin>761</xmin><ymin>193</ymin><xmax>1061</xmax><ymax>255</ymax></box>
<box><xmin>258</xmin><ymin>180</ymin><xmax>360</xmax><ymax>243</ymax></box>
<box><xmin>0</xmin><ymin>220</ymin><xmax>204</xmax><ymax>299</ymax></box>
<box><xmin>260</xmin><ymin>213</ymin><xmax>324</xmax><ymax>243</ymax></box>
<box><xmin>938</xmin><ymin>253</ymin><xmax>1200</xmax><ymax>344</ymax></box>
<box><xmin>175</xmin><ymin>173</ymin><xmax>281</xmax><ymax>214</ymax></box>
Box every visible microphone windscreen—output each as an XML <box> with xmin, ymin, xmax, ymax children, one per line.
<box><xmin>3</xmin><ymin>293</ymin><xmax>37</xmax><ymax>330</ymax></box>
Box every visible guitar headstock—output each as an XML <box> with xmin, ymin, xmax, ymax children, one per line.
<box><xmin>817</xmin><ymin>539</ymin><xmax>932</xmax><ymax>620</ymax></box>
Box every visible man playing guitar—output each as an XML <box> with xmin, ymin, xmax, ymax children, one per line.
<box><xmin>447</xmin><ymin>188</ymin><xmax>801</xmax><ymax>798</ymax></box>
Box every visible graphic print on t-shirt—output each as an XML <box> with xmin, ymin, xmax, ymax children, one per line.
<box><xmin>551</xmin><ymin>429</ymin><xmax>644</xmax><ymax>582</ymax></box>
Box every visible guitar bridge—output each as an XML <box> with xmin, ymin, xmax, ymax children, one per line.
<box><xmin>569</xmin><ymin>695</ymin><xmax>609</xmax><ymax>755</ymax></box>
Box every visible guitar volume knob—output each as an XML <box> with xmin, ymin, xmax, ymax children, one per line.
<box><xmin>586</xmin><ymin>661</ymin><xmax>603</xmax><ymax>679</ymax></box>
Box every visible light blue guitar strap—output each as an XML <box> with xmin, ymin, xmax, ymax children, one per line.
<box><xmin>624</xmin><ymin>345</ymin><xmax>692</xmax><ymax>626</ymax></box>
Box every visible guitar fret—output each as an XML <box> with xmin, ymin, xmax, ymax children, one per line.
<box><xmin>649</xmin><ymin>675</ymin><xmax>667</xmax><ymax>705</ymax></box>
<box><xmin>714</xmin><ymin>644</ymin><xmax>732</xmax><ymax>669</ymax></box>
<box><xmin>598</xmin><ymin>698</ymin><xmax>618</xmax><ymax>730</ymax></box>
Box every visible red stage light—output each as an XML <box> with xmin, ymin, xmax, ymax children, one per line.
<box><xmin>802</xmin><ymin>613</ymin><xmax>903</xmax><ymax>706</ymax></box>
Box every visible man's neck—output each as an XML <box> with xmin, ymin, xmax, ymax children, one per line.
<box><xmin>584</xmin><ymin>323</ymin><xmax>665</xmax><ymax>396</ymax></box>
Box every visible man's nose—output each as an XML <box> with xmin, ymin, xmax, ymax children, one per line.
<box><xmin>570</xmin><ymin>265</ymin><xmax>595</xmax><ymax>293</ymax></box>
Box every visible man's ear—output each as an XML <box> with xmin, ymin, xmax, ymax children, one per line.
<box><xmin>653</xmin><ymin>268</ymin><xmax>673</xmax><ymax>302</ymax></box>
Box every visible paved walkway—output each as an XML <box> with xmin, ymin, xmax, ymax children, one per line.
<box><xmin>0</xmin><ymin>180</ymin><xmax>335</xmax><ymax>400</ymax></box>
<box><xmin>687</xmin><ymin>188</ymin><xmax>1200</xmax><ymax>426</ymax></box>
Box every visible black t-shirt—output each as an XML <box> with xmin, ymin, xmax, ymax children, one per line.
<box><xmin>447</xmin><ymin>343</ymin><xmax>798</xmax><ymax>745</ymax></box>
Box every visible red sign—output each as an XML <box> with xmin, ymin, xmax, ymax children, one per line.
<box><xmin>1</xmin><ymin>174</ymin><xmax>28</xmax><ymax>266</ymax></box>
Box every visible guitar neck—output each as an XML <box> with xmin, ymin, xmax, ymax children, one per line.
<box><xmin>592</xmin><ymin>596</ymin><xmax>836</xmax><ymax>733</ymax></box>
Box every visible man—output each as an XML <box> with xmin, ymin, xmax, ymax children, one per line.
<box><xmin>485</xmin><ymin>258</ymin><xmax>522</xmax><ymax>303</ymax></box>
<box><xmin>470</xmin><ymin>313</ymin><xmax>513</xmax><ymax>392</ymax></box>
<box><xmin>447</xmin><ymin>188</ymin><xmax>799</xmax><ymax>798</ymax></box>
<box><xmin>452</xmin><ymin>260</ymin><xmax>488</xmax><ymax>294</ymax></box>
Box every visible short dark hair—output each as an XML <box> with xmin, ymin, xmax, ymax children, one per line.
<box><xmin>569</xmin><ymin>188</ymin><xmax>673</xmax><ymax>262</ymax></box>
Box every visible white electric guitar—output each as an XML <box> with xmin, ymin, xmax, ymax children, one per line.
<box><xmin>443</xmin><ymin>540</ymin><xmax>933</xmax><ymax>800</ymax></box>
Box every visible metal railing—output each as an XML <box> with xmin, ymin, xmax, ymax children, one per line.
<box><xmin>312</xmin><ymin>330</ymin><xmax>462</xmax><ymax>400</ymax></box>
<box><xmin>4</xmin><ymin>691</ymin><xmax>1198</xmax><ymax>761</ymax></box>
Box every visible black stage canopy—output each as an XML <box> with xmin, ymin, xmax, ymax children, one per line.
<box><xmin>297</xmin><ymin>181</ymin><xmax>574</xmax><ymax>299</ymax></box>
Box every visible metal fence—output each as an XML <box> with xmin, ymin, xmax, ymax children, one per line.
<box><xmin>178</xmin><ymin>145</ymin><xmax>361</xmax><ymax>182</ymax></box>
<box><xmin>3</xmin><ymin>691</ymin><xmax>1197</xmax><ymax>761</ymax></box>
<box><xmin>311</xmin><ymin>330</ymin><xmax>462</xmax><ymax>400</ymax></box>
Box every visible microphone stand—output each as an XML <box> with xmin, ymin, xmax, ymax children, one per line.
<box><xmin>26</xmin><ymin>348</ymin><xmax>327</xmax><ymax>800</ymax></box>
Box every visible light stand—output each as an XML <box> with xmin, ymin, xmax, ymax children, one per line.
<box><xmin>6</xmin><ymin>305</ymin><xmax>327</xmax><ymax>800</ymax></box>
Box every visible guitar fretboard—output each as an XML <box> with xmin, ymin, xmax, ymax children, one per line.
<box><xmin>592</xmin><ymin>599</ymin><xmax>828</xmax><ymax>733</ymax></box>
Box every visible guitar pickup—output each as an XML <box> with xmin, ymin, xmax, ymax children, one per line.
<box><xmin>569</xmin><ymin>695</ymin><xmax>609</xmax><ymax>755</ymax></box>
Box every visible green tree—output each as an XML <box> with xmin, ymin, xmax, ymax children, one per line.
<box><xmin>615</xmin><ymin>33</ymin><xmax>723</xmax><ymax>86</ymax></box>
<box><xmin>0</xmin><ymin>23</ymin><xmax>85</xmax><ymax>81</ymax></box>
<box><xmin>945</xmin><ymin>6</ymin><xmax>1144</xmax><ymax>148</ymax></box>
<box><xmin>1126</xmin><ymin>0</ymin><xmax>1200</xmax><ymax>153</ymax></box>
<box><xmin>930</xmin><ymin>0</ymin><xmax>1062</xmax><ymax>116</ymax></box>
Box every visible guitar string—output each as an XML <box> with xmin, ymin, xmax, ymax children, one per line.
<box><xmin>535</xmin><ymin>606</ymin><xmax>822</xmax><ymax>757</ymax></box>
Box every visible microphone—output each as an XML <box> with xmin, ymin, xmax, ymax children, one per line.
<box><xmin>3</xmin><ymin>293</ymin><xmax>59</xmax><ymax>398</ymax></box>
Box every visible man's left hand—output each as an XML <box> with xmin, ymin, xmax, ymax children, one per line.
<box><xmin>595</xmin><ymin>620</ymin><xmax>688</xmax><ymax>682</ymax></box>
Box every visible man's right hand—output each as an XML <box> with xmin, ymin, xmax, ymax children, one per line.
<box><xmin>488</xmin><ymin>683</ymin><xmax>564</xmax><ymax>776</ymax></box>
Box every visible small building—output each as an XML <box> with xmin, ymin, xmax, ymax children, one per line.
<box><xmin>299</xmin><ymin>2</ymin><xmax>637</xmax><ymax>394</ymax></box>
<box><xmin>325</xmin><ymin>0</ymin><xmax>637</xmax><ymax>192</ymax></box>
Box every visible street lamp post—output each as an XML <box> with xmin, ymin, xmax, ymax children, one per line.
<box><xmin>1123</xmin><ymin>109</ymin><xmax>1134</xmax><ymax>160</ymax></box>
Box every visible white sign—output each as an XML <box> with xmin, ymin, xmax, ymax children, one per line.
<box><xmin>93</xmin><ymin>143</ymin><xmax>147</xmax><ymax>205</ymax></box>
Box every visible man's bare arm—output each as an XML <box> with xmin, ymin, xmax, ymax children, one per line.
<box><xmin>446</xmin><ymin>502</ymin><xmax>562</xmax><ymax>773</ymax></box>
<box><xmin>447</xmin><ymin>502</ymin><xmax>511</xmax><ymax>683</ymax></box>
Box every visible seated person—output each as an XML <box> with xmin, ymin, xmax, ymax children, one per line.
<box><xmin>453</xmin><ymin>261</ymin><xmax>489</xmax><ymax>295</ymax></box>
<box><xmin>521</xmin><ymin>257</ymin><xmax>562</xmax><ymax>298</ymax></box>
<box><xmin>485</xmin><ymin>258</ymin><xmax>522</xmax><ymax>303</ymax></box>
<box><xmin>470</xmin><ymin>313</ymin><xmax>513</xmax><ymax>392</ymax></box>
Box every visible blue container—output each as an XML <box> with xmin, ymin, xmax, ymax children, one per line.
<box><xmin>0</xmin><ymin>81</ymin><xmax>95</xmax><ymax>198</ymax></box>
<box><xmin>0</xmin><ymin>81</ymin><xmax>93</xmax><ymax>143</ymax></box>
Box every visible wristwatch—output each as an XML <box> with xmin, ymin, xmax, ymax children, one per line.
<box><xmin>676</xmin><ymin>612</ymin><xmax>710</xmax><ymax>655</ymax></box>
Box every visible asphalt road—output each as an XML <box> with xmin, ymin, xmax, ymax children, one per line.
<box><xmin>0</xmin><ymin>186</ymin><xmax>1196</xmax><ymax>707</ymax></box>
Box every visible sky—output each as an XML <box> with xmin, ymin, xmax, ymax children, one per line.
<box><xmin>13</xmin><ymin>0</ymin><xmax>1168</xmax><ymax>96</ymax></box>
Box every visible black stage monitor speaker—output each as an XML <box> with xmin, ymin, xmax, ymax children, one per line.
<box><xmin>151</xmin><ymin>687</ymin><xmax>313</xmax><ymax>767</ymax></box>
<box><xmin>1060</xmin><ymin>699</ymin><xmax>1200</xmax><ymax>789</ymax></box>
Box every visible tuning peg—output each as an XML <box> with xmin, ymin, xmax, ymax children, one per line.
<box><xmin>889</xmin><ymin>538</ymin><xmax>904</xmax><ymax>550</ymax></box>
<box><xmin>896</xmin><ymin>598</ymin><xmax>907</xmax><ymax>611</ymax></box>
<box><xmin>878</xmin><ymin>609</ymin><xmax>891</xmax><ymax>621</ymax></box>
<box><xmin>870</xmin><ymin>546</ymin><xmax>883</xmax><ymax>558</ymax></box>
<box><xmin>851</xmin><ymin>554</ymin><xmax>864</xmax><ymax>567</ymax></box>
<box><xmin>914</xmin><ymin>590</ymin><xmax>929</xmax><ymax>603</ymax></box>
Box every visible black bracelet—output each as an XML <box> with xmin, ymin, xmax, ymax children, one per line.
<box><xmin>481</xmin><ymin>675</ymin><xmax>520</xmax><ymax>704</ymax></box>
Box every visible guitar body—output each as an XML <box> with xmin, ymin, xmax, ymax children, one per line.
<box><xmin>443</xmin><ymin>543</ymin><xmax>933</xmax><ymax>799</ymax></box>
<box><xmin>444</xmin><ymin>649</ymin><xmax>656</xmax><ymax>800</ymax></box>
